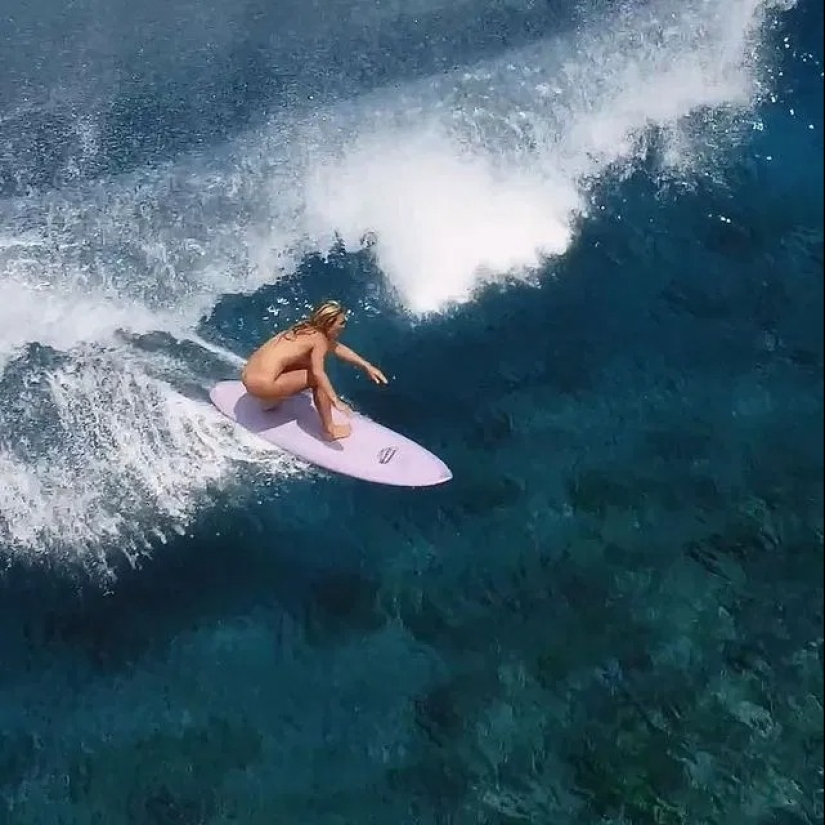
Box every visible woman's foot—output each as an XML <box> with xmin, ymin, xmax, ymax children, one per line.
<box><xmin>323</xmin><ymin>422</ymin><xmax>352</xmax><ymax>441</ymax></box>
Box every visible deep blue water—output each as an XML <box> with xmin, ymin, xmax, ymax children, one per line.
<box><xmin>1</xmin><ymin>0</ymin><xmax>822</xmax><ymax>823</ymax></box>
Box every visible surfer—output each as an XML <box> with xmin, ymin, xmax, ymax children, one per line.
<box><xmin>240</xmin><ymin>300</ymin><xmax>388</xmax><ymax>441</ymax></box>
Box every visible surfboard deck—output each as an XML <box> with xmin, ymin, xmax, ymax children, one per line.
<box><xmin>209</xmin><ymin>381</ymin><xmax>452</xmax><ymax>487</ymax></box>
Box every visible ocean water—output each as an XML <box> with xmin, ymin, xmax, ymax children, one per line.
<box><xmin>1</xmin><ymin>0</ymin><xmax>822</xmax><ymax>822</ymax></box>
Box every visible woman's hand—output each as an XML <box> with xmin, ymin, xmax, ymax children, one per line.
<box><xmin>364</xmin><ymin>364</ymin><xmax>389</xmax><ymax>385</ymax></box>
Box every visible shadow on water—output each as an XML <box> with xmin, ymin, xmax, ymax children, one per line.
<box><xmin>0</xmin><ymin>489</ymin><xmax>390</xmax><ymax>682</ymax></box>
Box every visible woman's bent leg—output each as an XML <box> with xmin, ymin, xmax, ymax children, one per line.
<box><xmin>312</xmin><ymin>387</ymin><xmax>351</xmax><ymax>440</ymax></box>
<box><xmin>243</xmin><ymin>368</ymin><xmax>311</xmax><ymax>403</ymax></box>
<box><xmin>243</xmin><ymin>369</ymin><xmax>350</xmax><ymax>440</ymax></box>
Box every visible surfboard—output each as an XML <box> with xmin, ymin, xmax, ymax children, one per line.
<box><xmin>209</xmin><ymin>381</ymin><xmax>452</xmax><ymax>487</ymax></box>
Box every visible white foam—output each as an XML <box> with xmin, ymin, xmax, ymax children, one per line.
<box><xmin>0</xmin><ymin>276</ymin><xmax>161</xmax><ymax>368</ymax></box>
<box><xmin>301</xmin><ymin>0</ymin><xmax>786</xmax><ymax>312</ymax></box>
<box><xmin>0</xmin><ymin>346</ymin><xmax>303</xmax><ymax>573</ymax></box>
<box><xmin>304</xmin><ymin>128</ymin><xmax>579</xmax><ymax>311</ymax></box>
<box><xmin>0</xmin><ymin>0</ymin><xmax>795</xmax><ymax>568</ymax></box>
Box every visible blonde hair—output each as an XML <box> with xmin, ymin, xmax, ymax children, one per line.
<box><xmin>286</xmin><ymin>300</ymin><xmax>345</xmax><ymax>337</ymax></box>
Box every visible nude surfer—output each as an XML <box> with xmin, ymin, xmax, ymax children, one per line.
<box><xmin>240</xmin><ymin>300</ymin><xmax>388</xmax><ymax>441</ymax></box>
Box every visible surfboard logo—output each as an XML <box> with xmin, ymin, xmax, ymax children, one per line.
<box><xmin>377</xmin><ymin>446</ymin><xmax>397</xmax><ymax>465</ymax></box>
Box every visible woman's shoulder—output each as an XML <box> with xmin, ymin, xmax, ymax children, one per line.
<box><xmin>279</xmin><ymin>327</ymin><xmax>324</xmax><ymax>346</ymax></box>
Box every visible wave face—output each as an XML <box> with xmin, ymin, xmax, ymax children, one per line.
<box><xmin>0</xmin><ymin>0</ymin><xmax>800</xmax><ymax>565</ymax></box>
<box><xmin>1</xmin><ymin>0</ymin><xmax>822</xmax><ymax>822</ymax></box>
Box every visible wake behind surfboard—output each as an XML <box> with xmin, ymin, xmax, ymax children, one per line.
<box><xmin>209</xmin><ymin>381</ymin><xmax>452</xmax><ymax>487</ymax></box>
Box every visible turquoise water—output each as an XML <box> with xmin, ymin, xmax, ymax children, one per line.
<box><xmin>1</xmin><ymin>0</ymin><xmax>822</xmax><ymax>822</ymax></box>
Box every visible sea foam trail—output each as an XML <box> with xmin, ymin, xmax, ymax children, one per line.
<box><xmin>0</xmin><ymin>0</ymin><xmax>795</xmax><ymax>570</ymax></box>
<box><xmin>0</xmin><ymin>344</ymin><xmax>303</xmax><ymax>574</ymax></box>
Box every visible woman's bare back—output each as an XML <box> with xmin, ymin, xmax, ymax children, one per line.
<box><xmin>243</xmin><ymin>330</ymin><xmax>326</xmax><ymax>379</ymax></box>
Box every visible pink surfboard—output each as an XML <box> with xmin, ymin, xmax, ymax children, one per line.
<box><xmin>209</xmin><ymin>381</ymin><xmax>452</xmax><ymax>487</ymax></box>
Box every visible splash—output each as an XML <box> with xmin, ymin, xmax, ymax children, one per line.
<box><xmin>302</xmin><ymin>0</ymin><xmax>790</xmax><ymax>312</ymax></box>
<box><xmin>0</xmin><ymin>344</ymin><xmax>302</xmax><ymax>574</ymax></box>
<box><xmin>0</xmin><ymin>0</ymin><xmax>796</xmax><ymax>568</ymax></box>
